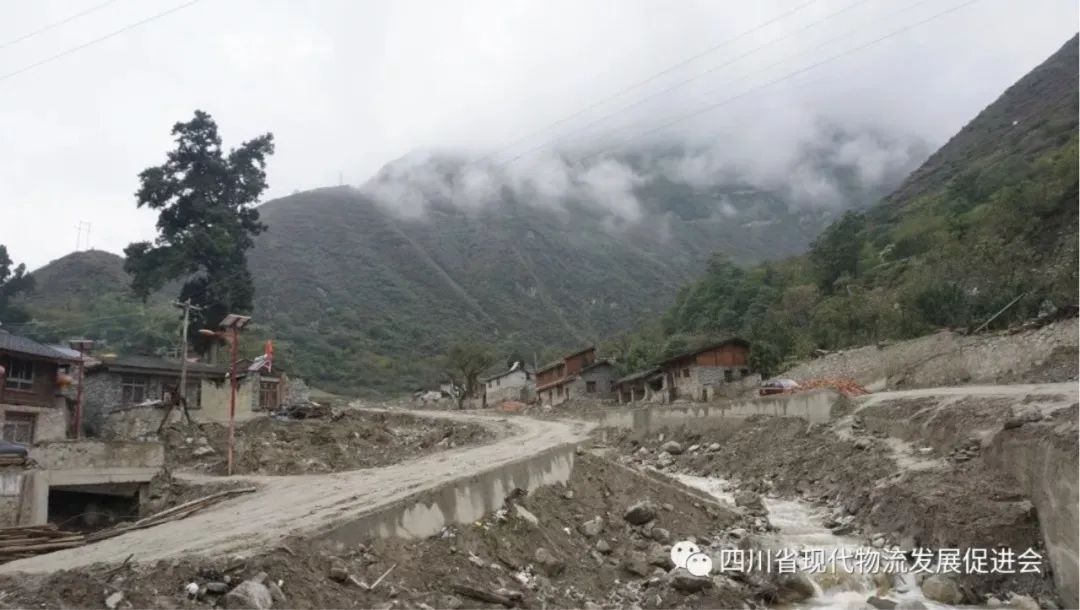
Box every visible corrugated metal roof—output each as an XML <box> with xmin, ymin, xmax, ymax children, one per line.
<box><xmin>0</xmin><ymin>331</ymin><xmax>77</xmax><ymax>362</ymax></box>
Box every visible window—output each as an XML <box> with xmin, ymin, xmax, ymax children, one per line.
<box><xmin>2</xmin><ymin>412</ymin><xmax>35</xmax><ymax>445</ymax></box>
<box><xmin>724</xmin><ymin>369</ymin><xmax>734</xmax><ymax>382</ymax></box>
<box><xmin>4</xmin><ymin>358</ymin><xmax>33</xmax><ymax>391</ymax></box>
<box><xmin>120</xmin><ymin>375</ymin><xmax>147</xmax><ymax>405</ymax></box>
<box><xmin>586</xmin><ymin>380</ymin><xmax>596</xmax><ymax>393</ymax></box>
<box><xmin>259</xmin><ymin>381</ymin><xmax>279</xmax><ymax>410</ymax></box>
<box><xmin>682</xmin><ymin>368</ymin><xmax>690</xmax><ymax>378</ymax></box>
<box><xmin>740</xmin><ymin>368</ymin><xmax>749</xmax><ymax>377</ymax></box>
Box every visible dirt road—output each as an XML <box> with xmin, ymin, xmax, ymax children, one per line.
<box><xmin>0</xmin><ymin>409</ymin><xmax>592</xmax><ymax>574</ymax></box>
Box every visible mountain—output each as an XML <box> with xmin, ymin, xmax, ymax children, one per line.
<box><xmin>646</xmin><ymin>35</ymin><xmax>1079</xmax><ymax>376</ymax></box>
<box><xmin>13</xmin><ymin>127</ymin><xmax>927</xmax><ymax>395</ymax></box>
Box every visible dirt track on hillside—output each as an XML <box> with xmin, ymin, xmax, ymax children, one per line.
<box><xmin>0</xmin><ymin>408</ymin><xmax>592</xmax><ymax>574</ymax></box>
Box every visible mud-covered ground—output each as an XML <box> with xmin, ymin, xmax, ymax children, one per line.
<box><xmin>0</xmin><ymin>454</ymin><xmax>810</xmax><ymax>609</ymax></box>
<box><xmin>161</xmin><ymin>409</ymin><xmax>493</xmax><ymax>475</ymax></box>
<box><xmin>610</xmin><ymin>398</ymin><xmax>1073</xmax><ymax>607</ymax></box>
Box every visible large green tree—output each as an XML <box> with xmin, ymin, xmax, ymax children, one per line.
<box><xmin>0</xmin><ymin>245</ymin><xmax>34</xmax><ymax>325</ymax></box>
<box><xmin>124</xmin><ymin>111</ymin><xmax>274</xmax><ymax>352</ymax></box>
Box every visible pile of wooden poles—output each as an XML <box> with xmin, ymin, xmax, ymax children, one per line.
<box><xmin>87</xmin><ymin>486</ymin><xmax>256</xmax><ymax>543</ymax></box>
<box><xmin>0</xmin><ymin>455</ymin><xmax>27</xmax><ymax>467</ymax></box>
<box><xmin>0</xmin><ymin>524</ymin><xmax>85</xmax><ymax>562</ymax></box>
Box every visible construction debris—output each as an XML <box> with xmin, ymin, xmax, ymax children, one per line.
<box><xmin>795</xmin><ymin>377</ymin><xmax>870</xmax><ymax>397</ymax></box>
<box><xmin>0</xmin><ymin>524</ymin><xmax>85</xmax><ymax>562</ymax></box>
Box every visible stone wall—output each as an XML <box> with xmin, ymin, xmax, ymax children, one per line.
<box><xmin>83</xmin><ymin>372</ymin><xmax>260</xmax><ymax>439</ymax></box>
<box><xmin>0</xmin><ymin>400</ymin><xmax>68</xmax><ymax>443</ymax></box>
<box><xmin>282</xmin><ymin>376</ymin><xmax>311</xmax><ymax>406</ymax></box>
<box><xmin>0</xmin><ymin>472</ymin><xmax>25</xmax><ymax>527</ymax></box>
<box><xmin>102</xmin><ymin>405</ymin><xmax>181</xmax><ymax>440</ymax></box>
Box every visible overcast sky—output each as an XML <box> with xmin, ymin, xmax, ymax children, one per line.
<box><xmin>1</xmin><ymin>0</ymin><xmax>1076</xmax><ymax>269</ymax></box>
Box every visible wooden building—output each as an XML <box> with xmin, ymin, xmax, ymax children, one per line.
<box><xmin>536</xmin><ymin>347</ymin><xmax>616</xmax><ymax>406</ymax></box>
<box><xmin>616</xmin><ymin>338</ymin><xmax>756</xmax><ymax>404</ymax></box>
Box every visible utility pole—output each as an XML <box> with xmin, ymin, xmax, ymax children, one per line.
<box><xmin>173</xmin><ymin>300</ymin><xmax>203</xmax><ymax>399</ymax></box>
<box><xmin>200</xmin><ymin>314</ymin><xmax>251</xmax><ymax>476</ymax></box>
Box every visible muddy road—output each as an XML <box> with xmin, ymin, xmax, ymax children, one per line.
<box><xmin>0</xmin><ymin>408</ymin><xmax>592</xmax><ymax>574</ymax></box>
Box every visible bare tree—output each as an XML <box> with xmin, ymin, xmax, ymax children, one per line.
<box><xmin>442</xmin><ymin>342</ymin><xmax>495</xmax><ymax>409</ymax></box>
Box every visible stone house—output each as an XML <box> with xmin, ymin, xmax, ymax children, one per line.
<box><xmin>616</xmin><ymin>338</ymin><xmax>757</xmax><ymax>404</ymax></box>
<box><xmin>0</xmin><ymin>331</ymin><xmax>76</xmax><ymax>445</ymax></box>
<box><xmin>82</xmin><ymin>355</ymin><xmax>285</xmax><ymax>438</ymax></box>
<box><xmin>481</xmin><ymin>361</ymin><xmax>534</xmax><ymax>405</ymax></box>
<box><xmin>0</xmin><ymin>332</ymin><xmax>164</xmax><ymax>529</ymax></box>
<box><xmin>536</xmin><ymin>347</ymin><xmax>616</xmax><ymax>406</ymax></box>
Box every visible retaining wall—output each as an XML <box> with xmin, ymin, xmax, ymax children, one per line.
<box><xmin>315</xmin><ymin>442</ymin><xmax>576</xmax><ymax>551</ymax></box>
<box><xmin>986</xmin><ymin>416</ymin><xmax>1079</xmax><ymax>607</ymax></box>
<box><xmin>596</xmin><ymin>389</ymin><xmax>840</xmax><ymax>436</ymax></box>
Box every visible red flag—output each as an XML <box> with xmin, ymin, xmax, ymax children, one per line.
<box><xmin>265</xmin><ymin>340</ymin><xmax>273</xmax><ymax>372</ymax></box>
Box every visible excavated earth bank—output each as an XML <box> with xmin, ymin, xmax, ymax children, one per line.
<box><xmin>612</xmin><ymin>387</ymin><xmax>1078</xmax><ymax>608</ymax></box>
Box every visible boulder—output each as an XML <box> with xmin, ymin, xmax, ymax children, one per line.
<box><xmin>656</xmin><ymin>452</ymin><xmax>674</xmax><ymax>467</ymax></box>
<box><xmin>595</xmin><ymin>539</ymin><xmax>612</xmax><ymax>554</ymax></box>
<box><xmin>1006</xmin><ymin>594</ymin><xmax>1040</xmax><ymax>610</ymax></box>
<box><xmin>774</xmin><ymin>573</ymin><xmax>816</xmax><ymax>603</ymax></box>
<box><xmin>206</xmin><ymin>582</ymin><xmax>230</xmax><ymax>594</ymax></box>
<box><xmin>650</xmin><ymin>527</ymin><xmax>671</xmax><ymax>544</ymax></box>
<box><xmin>327</xmin><ymin>561</ymin><xmax>349</xmax><ymax>583</ymax></box>
<box><xmin>733</xmin><ymin>491</ymin><xmax>766</xmax><ymax>514</ymax></box>
<box><xmin>669</xmin><ymin>569</ymin><xmax>712</xmax><ymax>594</ymax></box>
<box><xmin>534</xmin><ymin>547</ymin><xmax>565</xmax><ymax>577</ymax></box>
<box><xmin>624</xmin><ymin>501</ymin><xmax>658</xmax><ymax>525</ymax></box>
<box><xmin>920</xmin><ymin>575</ymin><xmax>962</xmax><ymax>605</ymax></box>
<box><xmin>622</xmin><ymin>551</ymin><xmax>650</xmax><ymax>577</ymax></box>
<box><xmin>708</xmin><ymin>443</ymin><xmax>721</xmax><ymax>451</ymax></box>
<box><xmin>580</xmin><ymin>516</ymin><xmax>604</xmax><ymax>538</ymax></box>
<box><xmin>105</xmin><ymin>592</ymin><xmax>124</xmax><ymax>610</ymax></box>
<box><xmin>267</xmin><ymin>582</ymin><xmax>286</xmax><ymax>605</ymax></box>
<box><xmin>867</xmin><ymin>596</ymin><xmax>897</xmax><ymax>609</ymax></box>
<box><xmin>225</xmin><ymin>580</ymin><xmax>274</xmax><ymax>610</ymax></box>
<box><xmin>515</xmin><ymin>506</ymin><xmax>540</xmax><ymax>527</ymax></box>
<box><xmin>896</xmin><ymin>601</ymin><xmax>927</xmax><ymax>610</ymax></box>
<box><xmin>660</xmin><ymin>441</ymin><xmax>683</xmax><ymax>455</ymax></box>
<box><xmin>647</xmin><ymin>545</ymin><xmax>674</xmax><ymax>570</ymax></box>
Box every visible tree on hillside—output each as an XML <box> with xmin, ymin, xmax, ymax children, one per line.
<box><xmin>0</xmin><ymin>245</ymin><xmax>35</xmax><ymax>325</ymax></box>
<box><xmin>442</xmin><ymin>342</ymin><xmax>495</xmax><ymax>409</ymax></box>
<box><xmin>808</xmin><ymin>211</ymin><xmax>865</xmax><ymax>293</ymax></box>
<box><xmin>124</xmin><ymin>110</ymin><xmax>275</xmax><ymax>352</ymax></box>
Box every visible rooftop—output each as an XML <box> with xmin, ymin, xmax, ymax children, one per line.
<box><xmin>0</xmin><ymin>330</ymin><xmax>77</xmax><ymax>362</ymax></box>
<box><xmin>657</xmin><ymin>337</ymin><xmax>750</xmax><ymax>367</ymax></box>
<box><xmin>91</xmin><ymin>354</ymin><xmax>228</xmax><ymax>376</ymax></box>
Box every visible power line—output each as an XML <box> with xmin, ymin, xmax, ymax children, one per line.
<box><xmin>476</xmin><ymin>0</ymin><xmax>820</xmax><ymax>165</ymax></box>
<box><xmin>498</xmin><ymin>0</ymin><xmax>879</xmax><ymax>167</ymax></box>
<box><xmin>576</xmin><ymin>0</ymin><xmax>984</xmax><ymax>164</ymax></box>
<box><xmin>550</xmin><ymin>0</ymin><xmax>937</xmax><ymax>158</ymax></box>
<box><xmin>0</xmin><ymin>0</ymin><xmax>122</xmax><ymax>50</ymax></box>
<box><xmin>0</xmin><ymin>0</ymin><xmax>202</xmax><ymax>83</ymax></box>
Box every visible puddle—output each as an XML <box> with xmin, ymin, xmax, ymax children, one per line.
<box><xmin>675</xmin><ymin>474</ymin><xmax>961</xmax><ymax>609</ymax></box>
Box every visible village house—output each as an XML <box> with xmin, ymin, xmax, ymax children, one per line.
<box><xmin>535</xmin><ymin>346</ymin><xmax>616</xmax><ymax>406</ymax></box>
<box><xmin>0</xmin><ymin>330</ymin><xmax>77</xmax><ymax>445</ymax></box>
<box><xmin>82</xmin><ymin>354</ymin><xmax>286</xmax><ymax>438</ymax></box>
<box><xmin>0</xmin><ymin>331</ymin><xmax>165</xmax><ymax>529</ymax></box>
<box><xmin>615</xmin><ymin>338</ymin><xmax>757</xmax><ymax>404</ymax></box>
<box><xmin>481</xmin><ymin>361</ymin><xmax>534</xmax><ymax>405</ymax></box>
